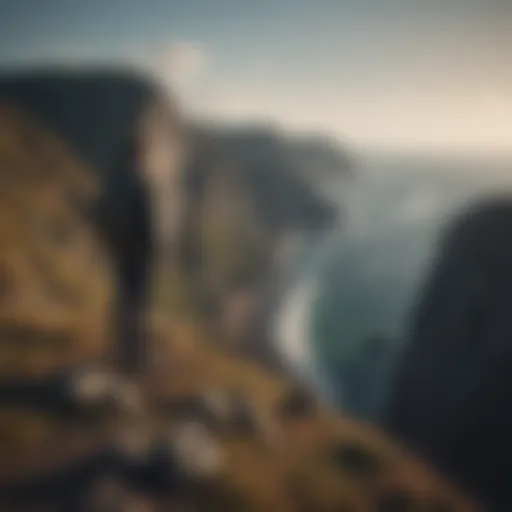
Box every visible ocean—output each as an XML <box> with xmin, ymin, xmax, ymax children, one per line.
<box><xmin>275</xmin><ymin>152</ymin><xmax>512</xmax><ymax>421</ymax></box>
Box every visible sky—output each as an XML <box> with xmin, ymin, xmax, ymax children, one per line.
<box><xmin>0</xmin><ymin>0</ymin><xmax>511</xmax><ymax>154</ymax></box>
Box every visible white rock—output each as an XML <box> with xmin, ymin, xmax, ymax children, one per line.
<box><xmin>168</xmin><ymin>420</ymin><xmax>225</xmax><ymax>478</ymax></box>
<box><xmin>70</xmin><ymin>369</ymin><xmax>117</xmax><ymax>405</ymax></box>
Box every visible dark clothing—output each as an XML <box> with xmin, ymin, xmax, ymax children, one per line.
<box><xmin>115</xmin><ymin>292</ymin><xmax>148</xmax><ymax>374</ymax></box>
<box><xmin>101</xmin><ymin>166</ymin><xmax>153</xmax><ymax>295</ymax></box>
<box><xmin>96</xmin><ymin>165</ymin><xmax>154</xmax><ymax>374</ymax></box>
<box><xmin>0</xmin><ymin>69</ymin><xmax>159</xmax><ymax>371</ymax></box>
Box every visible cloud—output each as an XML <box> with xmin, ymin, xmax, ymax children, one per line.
<box><xmin>136</xmin><ymin>41</ymin><xmax>208</xmax><ymax>91</ymax></box>
<box><xmin>169</xmin><ymin>43</ymin><xmax>207</xmax><ymax>83</ymax></box>
<box><xmin>186</xmin><ymin>78</ymin><xmax>512</xmax><ymax>154</ymax></box>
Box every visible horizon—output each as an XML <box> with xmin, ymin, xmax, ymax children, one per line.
<box><xmin>0</xmin><ymin>0</ymin><xmax>510</xmax><ymax>156</ymax></box>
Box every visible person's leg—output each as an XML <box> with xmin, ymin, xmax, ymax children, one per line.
<box><xmin>117</xmin><ymin>292</ymin><xmax>147</xmax><ymax>375</ymax></box>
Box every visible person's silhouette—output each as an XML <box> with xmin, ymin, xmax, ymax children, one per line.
<box><xmin>96</xmin><ymin>136</ymin><xmax>154</xmax><ymax>374</ymax></box>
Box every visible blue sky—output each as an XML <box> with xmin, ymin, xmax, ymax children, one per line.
<box><xmin>1</xmin><ymin>0</ymin><xmax>511</xmax><ymax>153</ymax></box>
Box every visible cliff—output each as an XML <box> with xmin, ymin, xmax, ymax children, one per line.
<box><xmin>166</xmin><ymin>123</ymin><xmax>347</xmax><ymax>368</ymax></box>
<box><xmin>0</xmin><ymin>71</ymin><xmax>342</xmax><ymax>367</ymax></box>
<box><xmin>385</xmin><ymin>196</ymin><xmax>512</xmax><ymax>510</ymax></box>
<box><xmin>0</xmin><ymin>83</ymin><xmax>478</xmax><ymax>511</ymax></box>
<box><xmin>200</xmin><ymin>123</ymin><xmax>345</xmax><ymax>231</ymax></box>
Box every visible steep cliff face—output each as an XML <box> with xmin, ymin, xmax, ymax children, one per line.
<box><xmin>167</xmin><ymin>124</ymin><xmax>347</xmax><ymax>368</ymax></box>
<box><xmin>0</xmin><ymin>78</ymin><xmax>478</xmax><ymax>511</ymax></box>
<box><xmin>208</xmin><ymin>125</ymin><xmax>341</xmax><ymax>232</ymax></box>
<box><xmin>283</xmin><ymin>132</ymin><xmax>356</xmax><ymax>182</ymax></box>
<box><xmin>385</xmin><ymin>196</ymin><xmax>512</xmax><ymax>510</ymax></box>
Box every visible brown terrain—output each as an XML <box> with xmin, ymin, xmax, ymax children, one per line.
<box><xmin>0</xmin><ymin>104</ymin><xmax>479</xmax><ymax>511</ymax></box>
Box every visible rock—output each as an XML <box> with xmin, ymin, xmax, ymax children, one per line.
<box><xmin>0</xmin><ymin>367</ymin><xmax>137</xmax><ymax>420</ymax></box>
<box><xmin>64</xmin><ymin>367</ymin><xmax>143</xmax><ymax>419</ymax></box>
<box><xmin>67</xmin><ymin>367</ymin><xmax>118</xmax><ymax>405</ymax></box>
<box><xmin>198</xmin><ymin>390</ymin><xmax>281</xmax><ymax>447</ymax></box>
<box><xmin>111</xmin><ymin>382</ymin><xmax>144</xmax><ymax>418</ymax></box>
<box><xmin>159</xmin><ymin>390</ymin><xmax>259</xmax><ymax>437</ymax></box>
<box><xmin>384</xmin><ymin>196</ymin><xmax>512</xmax><ymax>510</ymax></box>
<box><xmin>202</xmin><ymin>390</ymin><xmax>259</xmax><ymax>436</ymax></box>
<box><xmin>200</xmin><ymin>391</ymin><xmax>235</xmax><ymax>425</ymax></box>
<box><xmin>165</xmin><ymin>420</ymin><xmax>225</xmax><ymax>480</ymax></box>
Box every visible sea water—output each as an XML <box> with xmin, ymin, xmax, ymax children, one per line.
<box><xmin>275</xmin><ymin>152</ymin><xmax>512</xmax><ymax>422</ymax></box>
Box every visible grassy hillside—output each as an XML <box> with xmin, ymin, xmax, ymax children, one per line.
<box><xmin>0</xmin><ymin>103</ymin><xmax>118</xmax><ymax>470</ymax></box>
<box><xmin>0</xmin><ymin>103</ymin><xmax>116</xmax><ymax>376</ymax></box>
<box><xmin>0</xmin><ymin>105</ymin><xmax>477</xmax><ymax>511</ymax></box>
<box><xmin>145</xmin><ymin>317</ymin><xmax>477</xmax><ymax>511</ymax></box>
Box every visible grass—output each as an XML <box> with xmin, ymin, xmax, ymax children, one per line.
<box><xmin>147</xmin><ymin>315</ymin><xmax>477</xmax><ymax>511</ymax></box>
<box><xmin>0</xmin><ymin>103</ymin><xmax>478</xmax><ymax>511</ymax></box>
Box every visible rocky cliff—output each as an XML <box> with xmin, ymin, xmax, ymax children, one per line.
<box><xmin>385</xmin><ymin>196</ymin><xmax>512</xmax><ymax>511</ymax></box>
<box><xmin>0</xmin><ymin>68</ymin><xmax>478</xmax><ymax>511</ymax></box>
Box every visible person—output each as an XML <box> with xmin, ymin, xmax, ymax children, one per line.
<box><xmin>98</xmin><ymin>96</ymin><xmax>189</xmax><ymax>375</ymax></box>
<box><xmin>96</xmin><ymin>135</ymin><xmax>154</xmax><ymax>375</ymax></box>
